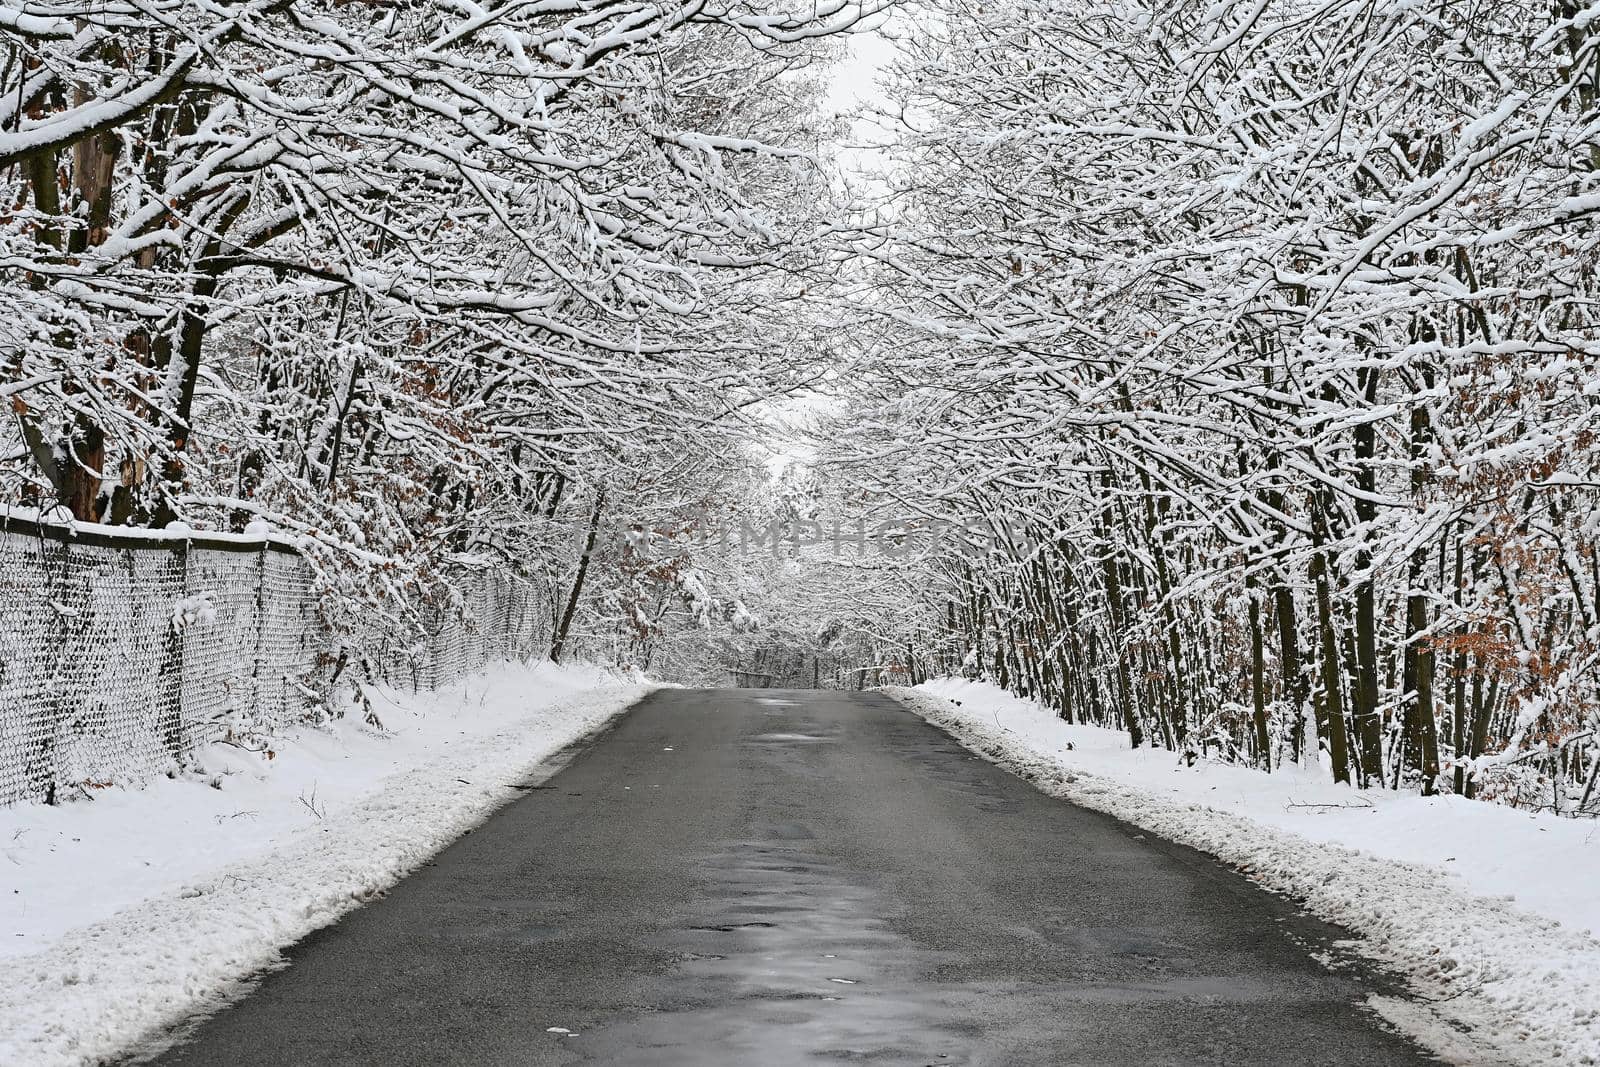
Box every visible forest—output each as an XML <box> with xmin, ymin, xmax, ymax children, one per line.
<box><xmin>4</xmin><ymin>0</ymin><xmax>1600</xmax><ymax>813</ymax></box>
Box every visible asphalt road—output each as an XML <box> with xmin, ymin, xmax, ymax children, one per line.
<box><xmin>141</xmin><ymin>689</ymin><xmax>1438</xmax><ymax>1066</ymax></box>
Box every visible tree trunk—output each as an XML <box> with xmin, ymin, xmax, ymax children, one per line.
<box><xmin>1249</xmin><ymin>581</ymin><xmax>1271</xmax><ymax>770</ymax></box>
<box><xmin>1311</xmin><ymin>496</ymin><xmax>1352</xmax><ymax>784</ymax></box>
<box><xmin>551</xmin><ymin>491</ymin><xmax>606</xmax><ymax>663</ymax></box>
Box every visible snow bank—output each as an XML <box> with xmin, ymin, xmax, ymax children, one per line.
<box><xmin>0</xmin><ymin>661</ymin><xmax>653</xmax><ymax>1066</ymax></box>
<box><xmin>886</xmin><ymin>678</ymin><xmax>1600</xmax><ymax>1067</ymax></box>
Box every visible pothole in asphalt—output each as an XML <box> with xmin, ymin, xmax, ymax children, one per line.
<box><xmin>749</xmin><ymin>733</ymin><xmax>831</xmax><ymax>743</ymax></box>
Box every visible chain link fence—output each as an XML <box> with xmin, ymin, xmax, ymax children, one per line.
<box><xmin>0</xmin><ymin>515</ymin><xmax>543</xmax><ymax>807</ymax></box>
<box><xmin>364</xmin><ymin>570</ymin><xmax>550</xmax><ymax>692</ymax></box>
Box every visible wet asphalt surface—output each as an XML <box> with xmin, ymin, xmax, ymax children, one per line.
<box><xmin>142</xmin><ymin>688</ymin><xmax>1439</xmax><ymax>1066</ymax></box>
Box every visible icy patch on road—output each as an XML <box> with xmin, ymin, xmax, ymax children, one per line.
<box><xmin>885</xmin><ymin>679</ymin><xmax>1600</xmax><ymax>1067</ymax></box>
<box><xmin>0</xmin><ymin>661</ymin><xmax>653</xmax><ymax>1066</ymax></box>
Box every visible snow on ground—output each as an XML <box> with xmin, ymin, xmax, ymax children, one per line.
<box><xmin>886</xmin><ymin>678</ymin><xmax>1600</xmax><ymax>1067</ymax></box>
<box><xmin>0</xmin><ymin>661</ymin><xmax>654</xmax><ymax>1066</ymax></box>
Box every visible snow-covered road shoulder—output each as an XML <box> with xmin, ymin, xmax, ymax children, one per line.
<box><xmin>0</xmin><ymin>662</ymin><xmax>654</xmax><ymax>1067</ymax></box>
<box><xmin>885</xmin><ymin>679</ymin><xmax>1600</xmax><ymax>1067</ymax></box>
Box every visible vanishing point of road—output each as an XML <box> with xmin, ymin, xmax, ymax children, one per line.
<box><xmin>143</xmin><ymin>689</ymin><xmax>1437</xmax><ymax>1065</ymax></box>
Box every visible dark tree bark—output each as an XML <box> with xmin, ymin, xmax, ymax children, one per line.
<box><xmin>551</xmin><ymin>491</ymin><xmax>606</xmax><ymax>663</ymax></box>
